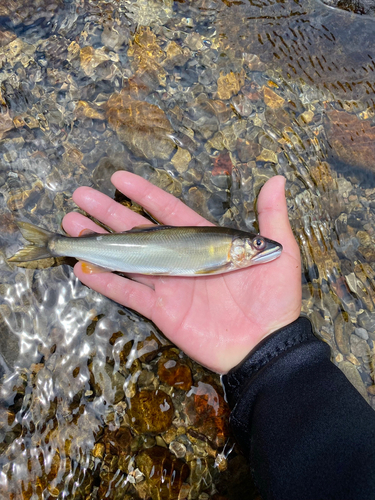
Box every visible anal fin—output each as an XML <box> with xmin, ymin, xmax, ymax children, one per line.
<box><xmin>194</xmin><ymin>263</ymin><xmax>231</xmax><ymax>275</ymax></box>
<box><xmin>81</xmin><ymin>261</ymin><xmax>110</xmax><ymax>274</ymax></box>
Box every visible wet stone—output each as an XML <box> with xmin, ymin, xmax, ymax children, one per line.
<box><xmin>0</xmin><ymin>29</ymin><xmax>16</xmax><ymax>48</ymax></box>
<box><xmin>231</xmin><ymin>94</ymin><xmax>254</xmax><ymax>117</ymax></box>
<box><xmin>138</xmin><ymin>369</ymin><xmax>156</xmax><ymax>390</ymax></box>
<box><xmin>354</xmin><ymin>328</ymin><xmax>369</xmax><ymax>341</ymax></box>
<box><xmin>263</xmin><ymin>87</ymin><xmax>285</xmax><ymax>109</ymax></box>
<box><xmin>134</xmin><ymin>332</ymin><xmax>163</xmax><ymax>364</ymax></box>
<box><xmin>0</xmin><ymin>305</ymin><xmax>20</xmax><ymax>378</ymax></box>
<box><xmin>128</xmin><ymin>390</ymin><xmax>174</xmax><ymax>434</ymax></box>
<box><xmin>136</xmin><ymin>446</ymin><xmax>190</xmax><ymax>500</ymax></box>
<box><xmin>334</xmin><ymin>314</ymin><xmax>351</xmax><ymax>356</ymax></box>
<box><xmin>216</xmin><ymin>70</ymin><xmax>245</xmax><ymax>101</ymax></box>
<box><xmin>169</xmin><ymin>440</ymin><xmax>187</xmax><ymax>459</ymax></box>
<box><xmin>211</xmin><ymin>172</ymin><xmax>231</xmax><ymax>189</ymax></box>
<box><xmin>324</xmin><ymin>110</ymin><xmax>375</xmax><ymax>170</ymax></box>
<box><xmin>102</xmin><ymin>426</ymin><xmax>132</xmax><ymax>456</ymax></box>
<box><xmin>106</xmin><ymin>95</ymin><xmax>176</xmax><ymax>160</ymax></box>
<box><xmin>171</xmin><ymin>147</ymin><xmax>191</xmax><ymax>174</ymax></box>
<box><xmin>208</xmin><ymin>191</ymin><xmax>231</xmax><ymax>220</ymax></box>
<box><xmin>358</xmin><ymin>311</ymin><xmax>375</xmax><ymax>339</ymax></box>
<box><xmin>236</xmin><ymin>138</ymin><xmax>261</xmax><ymax>162</ymax></box>
<box><xmin>185</xmin><ymin>381</ymin><xmax>230</xmax><ymax>449</ymax></box>
<box><xmin>163</xmin><ymin>41</ymin><xmax>191</xmax><ymax>70</ymax></box>
<box><xmin>92</xmin><ymin>156</ymin><xmax>130</xmax><ymax>196</ymax></box>
<box><xmin>350</xmin><ymin>335</ymin><xmax>370</xmax><ymax>361</ymax></box>
<box><xmin>212</xmin><ymin>151</ymin><xmax>233</xmax><ymax>176</ymax></box>
<box><xmin>256</xmin><ymin>148</ymin><xmax>278</xmax><ymax>164</ymax></box>
<box><xmin>157</xmin><ymin>350</ymin><xmax>192</xmax><ymax>391</ymax></box>
<box><xmin>346</xmin><ymin>353</ymin><xmax>361</xmax><ymax>366</ymax></box>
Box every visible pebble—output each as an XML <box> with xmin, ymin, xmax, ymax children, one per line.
<box><xmin>354</xmin><ymin>327</ymin><xmax>369</xmax><ymax>340</ymax></box>
<box><xmin>358</xmin><ymin>311</ymin><xmax>375</xmax><ymax>338</ymax></box>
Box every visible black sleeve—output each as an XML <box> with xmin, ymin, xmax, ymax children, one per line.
<box><xmin>222</xmin><ymin>317</ymin><xmax>375</xmax><ymax>500</ymax></box>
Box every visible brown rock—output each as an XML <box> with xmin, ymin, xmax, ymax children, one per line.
<box><xmin>265</xmin><ymin>107</ymin><xmax>292</xmax><ymax>130</ymax></box>
<box><xmin>217</xmin><ymin>70</ymin><xmax>245</xmax><ymax>101</ymax></box>
<box><xmin>171</xmin><ymin>147</ymin><xmax>191</xmax><ymax>173</ymax></box>
<box><xmin>136</xmin><ymin>332</ymin><xmax>163</xmax><ymax>363</ymax></box>
<box><xmin>0</xmin><ymin>0</ymin><xmax>63</xmax><ymax>26</ymax></box>
<box><xmin>128</xmin><ymin>27</ymin><xmax>166</xmax><ymax>90</ymax></box>
<box><xmin>324</xmin><ymin>109</ymin><xmax>375</xmax><ymax>170</ymax></box>
<box><xmin>335</xmin><ymin>314</ymin><xmax>353</xmax><ymax>355</ymax></box>
<box><xmin>263</xmin><ymin>87</ymin><xmax>285</xmax><ymax>109</ymax></box>
<box><xmin>184</xmin><ymin>381</ymin><xmax>230</xmax><ymax>448</ymax></box>
<box><xmin>0</xmin><ymin>110</ymin><xmax>14</xmax><ymax>139</ymax></box>
<box><xmin>80</xmin><ymin>46</ymin><xmax>117</xmax><ymax>77</ymax></box>
<box><xmin>0</xmin><ymin>212</ymin><xmax>18</xmax><ymax>233</ymax></box>
<box><xmin>163</xmin><ymin>41</ymin><xmax>191</xmax><ymax>70</ymax></box>
<box><xmin>74</xmin><ymin>101</ymin><xmax>105</xmax><ymax>120</ymax></box>
<box><xmin>237</xmin><ymin>138</ymin><xmax>261</xmax><ymax>162</ymax></box>
<box><xmin>106</xmin><ymin>97</ymin><xmax>176</xmax><ymax>160</ymax></box>
<box><xmin>0</xmin><ymin>30</ymin><xmax>16</xmax><ymax>47</ymax></box>
<box><xmin>128</xmin><ymin>390</ymin><xmax>174</xmax><ymax>434</ymax></box>
<box><xmin>256</xmin><ymin>148</ymin><xmax>278</xmax><ymax>163</ymax></box>
<box><xmin>212</xmin><ymin>151</ymin><xmax>233</xmax><ymax>176</ymax></box>
<box><xmin>136</xmin><ymin>446</ymin><xmax>189</xmax><ymax>500</ymax></box>
<box><xmin>102</xmin><ymin>427</ymin><xmax>132</xmax><ymax>455</ymax></box>
<box><xmin>157</xmin><ymin>350</ymin><xmax>192</xmax><ymax>391</ymax></box>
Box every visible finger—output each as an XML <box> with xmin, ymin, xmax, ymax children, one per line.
<box><xmin>72</xmin><ymin>186</ymin><xmax>149</xmax><ymax>232</ymax></box>
<box><xmin>257</xmin><ymin>175</ymin><xmax>300</xmax><ymax>258</ymax></box>
<box><xmin>74</xmin><ymin>262</ymin><xmax>156</xmax><ymax>318</ymax></box>
<box><xmin>62</xmin><ymin>212</ymin><xmax>108</xmax><ymax>236</ymax></box>
<box><xmin>111</xmin><ymin>171</ymin><xmax>213</xmax><ymax>227</ymax></box>
<box><xmin>62</xmin><ymin>212</ymin><xmax>156</xmax><ymax>288</ymax></box>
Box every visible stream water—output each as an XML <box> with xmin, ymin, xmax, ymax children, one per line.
<box><xmin>1</xmin><ymin>0</ymin><xmax>375</xmax><ymax>498</ymax></box>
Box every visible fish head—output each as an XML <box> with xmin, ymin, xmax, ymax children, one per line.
<box><xmin>230</xmin><ymin>234</ymin><xmax>282</xmax><ymax>268</ymax></box>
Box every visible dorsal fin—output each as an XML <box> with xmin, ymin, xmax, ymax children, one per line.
<box><xmin>131</xmin><ymin>224</ymin><xmax>156</xmax><ymax>229</ymax></box>
<box><xmin>126</xmin><ymin>224</ymin><xmax>174</xmax><ymax>233</ymax></box>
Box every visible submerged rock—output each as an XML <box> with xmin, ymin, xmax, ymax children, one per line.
<box><xmin>324</xmin><ymin>109</ymin><xmax>375</xmax><ymax>170</ymax></box>
<box><xmin>128</xmin><ymin>390</ymin><xmax>174</xmax><ymax>434</ymax></box>
<box><xmin>136</xmin><ymin>446</ymin><xmax>190</xmax><ymax>500</ymax></box>
<box><xmin>106</xmin><ymin>94</ymin><xmax>176</xmax><ymax>160</ymax></box>
<box><xmin>157</xmin><ymin>349</ymin><xmax>193</xmax><ymax>391</ymax></box>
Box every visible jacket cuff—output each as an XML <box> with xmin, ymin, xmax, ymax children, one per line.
<box><xmin>222</xmin><ymin>317</ymin><xmax>320</xmax><ymax>409</ymax></box>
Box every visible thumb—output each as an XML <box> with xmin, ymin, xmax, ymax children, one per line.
<box><xmin>257</xmin><ymin>176</ymin><xmax>298</xmax><ymax>256</ymax></box>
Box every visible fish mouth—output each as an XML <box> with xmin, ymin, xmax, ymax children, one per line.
<box><xmin>252</xmin><ymin>243</ymin><xmax>283</xmax><ymax>264</ymax></box>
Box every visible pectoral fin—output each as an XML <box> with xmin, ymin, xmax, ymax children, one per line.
<box><xmin>194</xmin><ymin>263</ymin><xmax>231</xmax><ymax>275</ymax></box>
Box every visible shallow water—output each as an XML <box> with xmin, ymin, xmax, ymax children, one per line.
<box><xmin>1</xmin><ymin>0</ymin><xmax>375</xmax><ymax>498</ymax></box>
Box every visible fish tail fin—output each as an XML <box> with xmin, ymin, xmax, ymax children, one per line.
<box><xmin>7</xmin><ymin>222</ymin><xmax>55</xmax><ymax>263</ymax></box>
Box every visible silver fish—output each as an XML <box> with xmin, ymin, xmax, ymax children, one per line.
<box><xmin>8</xmin><ymin>222</ymin><xmax>282</xmax><ymax>276</ymax></box>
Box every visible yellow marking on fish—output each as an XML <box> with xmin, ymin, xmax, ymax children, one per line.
<box><xmin>208</xmin><ymin>244</ymin><xmax>216</xmax><ymax>257</ymax></box>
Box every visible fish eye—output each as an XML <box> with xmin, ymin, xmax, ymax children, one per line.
<box><xmin>252</xmin><ymin>237</ymin><xmax>266</xmax><ymax>250</ymax></box>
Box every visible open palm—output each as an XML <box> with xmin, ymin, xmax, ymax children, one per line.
<box><xmin>63</xmin><ymin>172</ymin><xmax>301</xmax><ymax>373</ymax></box>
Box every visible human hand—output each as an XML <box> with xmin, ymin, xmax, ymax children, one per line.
<box><xmin>63</xmin><ymin>172</ymin><xmax>301</xmax><ymax>373</ymax></box>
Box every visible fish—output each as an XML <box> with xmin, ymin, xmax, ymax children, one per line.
<box><xmin>7</xmin><ymin>222</ymin><xmax>282</xmax><ymax>276</ymax></box>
